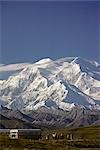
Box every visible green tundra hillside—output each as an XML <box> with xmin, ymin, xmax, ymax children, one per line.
<box><xmin>0</xmin><ymin>125</ymin><xmax>100</xmax><ymax>150</ymax></box>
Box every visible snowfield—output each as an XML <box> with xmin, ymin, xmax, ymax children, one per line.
<box><xmin>0</xmin><ymin>57</ymin><xmax>100</xmax><ymax>112</ymax></box>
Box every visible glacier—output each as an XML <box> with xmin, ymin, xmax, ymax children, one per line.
<box><xmin>0</xmin><ymin>57</ymin><xmax>100</xmax><ymax>112</ymax></box>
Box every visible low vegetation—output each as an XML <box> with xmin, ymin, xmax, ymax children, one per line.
<box><xmin>0</xmin><ymin>125</ymin><xmax>100</xmax><ymax>150</ymax></box>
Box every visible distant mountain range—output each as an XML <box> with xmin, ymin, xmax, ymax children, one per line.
<box><xmin>0</xmin><ymin>57</ymin><xmax>100</xmax><ymax>128</ymax></box>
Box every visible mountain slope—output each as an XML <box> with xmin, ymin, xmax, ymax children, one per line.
<box><xmin>0</xmin><ymin>57</ymin><xmax>100</xmax><ymax>127</ymax></box>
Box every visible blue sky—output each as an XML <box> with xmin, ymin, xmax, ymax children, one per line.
<box><xmin>0</xmin><ymin>1</ymin><xmax>100</xmax><ymax>64</ymax></box>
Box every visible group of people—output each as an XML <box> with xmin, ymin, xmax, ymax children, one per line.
<box><xmin>45</xmin><ymin>132</ymin><xmax>73</xmax><ymax>140</ymax></box>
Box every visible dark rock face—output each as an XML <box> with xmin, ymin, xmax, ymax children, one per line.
<box><xmin>0</xmin><ymin>106</ymin><xmax>100</xmax><ymax>129</ymax></box>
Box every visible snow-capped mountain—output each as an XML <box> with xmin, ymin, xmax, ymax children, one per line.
<box><xmin>0</xmin><ymin>57</ymin><xmax>100</xmax><ymax>128</ymax></box>
<box><xmin>0</xmin><ymin>57</ymin><xmax>100</xmax><ymax>112</ymax></box>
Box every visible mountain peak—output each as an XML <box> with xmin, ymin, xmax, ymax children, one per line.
<box><xmin>35</xmin><ymin>58</ymin><xmax>52</xmax><ymax>65</ymax></box>
<box><xmin>0</xmin><ymin>57</ymin><xmax>100</xmax><ymax>112</ymax></box>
